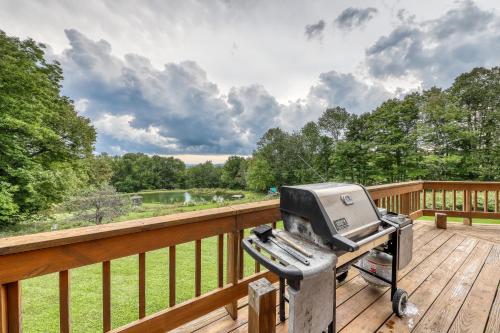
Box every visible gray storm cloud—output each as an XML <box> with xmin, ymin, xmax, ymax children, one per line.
<box><xmin>50</xmin><ymin>1</ymin><xmax>499</xmax><ymax>156</ymax></box>
<box><xmin>305</xmin><ymin>20</ymin><xmax>326</xmax><ymax>40</ymax></box>
<box><xmin>365</xmin><ymin>0</ymin><xmax>500</xmax><ymax>88</ymax></box>
<box><xmin>57</xmin><ymin>29</ymin><xmax>390</xmax><ymax>155</ymax></box>
<box><xmin>334</xmin><ymin>7</ymin><xmax>378</xmax><ymax>30</ymax></box>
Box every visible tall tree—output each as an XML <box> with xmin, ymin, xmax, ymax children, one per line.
<box><xmin>0</xmin><ymin>30</ymin><xmax>96</xmax><ymax>219</ymax></box>
<box><xmin>449</xmin><ymin>67</ymin><xmax>500</xmax><ymax>180</ymax></box>
<box><xmin>221</xmin><ymin>156</ymin><xmax>247</xmax><ymax>189</ymax></box>
<box><xmin>246</xmin><ymin>157</ymin><xmax>275</xmax><ymax>192</ymax></box>
<box><xmin>185</xmin><ymin>161</ymin><xmax>222</xmax><ymax>188</ymax></box>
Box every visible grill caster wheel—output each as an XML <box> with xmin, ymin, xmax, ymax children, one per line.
<box><xmin>336</xmin><ymin>271</ymin><xmax>348</xmax><ymax>283</ymax></box>
<box><xmin>392</xmin><ymin>288</ymin><xmax>408</xmax><ymax>317</ymax></box>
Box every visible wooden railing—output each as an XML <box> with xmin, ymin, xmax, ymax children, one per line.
<box><xmin>0</xmin><ymin>181</ymin><xmax>498</xmax><ymax>333</ymax></box>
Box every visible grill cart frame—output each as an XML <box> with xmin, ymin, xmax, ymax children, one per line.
<box><xmin>242</xmin><ymin>183</ymin><xmax>412</xmax><ymax>333</ymax></box>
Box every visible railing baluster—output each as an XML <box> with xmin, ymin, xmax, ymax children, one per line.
<box><xmin>238</xmin><ymin>230</ymin><xmax>244</xmax><ymax>280</ymax></box>
<box><xmin>217</xmin><ymin>234</ymin><xmax>223</xmax><ymax>288</ymax></box>
<box><xmin>59</xmin><ymin>270</ymin><xmax>71</xmax><ymax>333</ymax></box>
<box><xmin>453</xmin><ymin>190</ymin><xmax>457</xmax><ymax>211</ymax></box>
<box><xmin>464</xmin><ymin>190</ymin><xmax>472</xmax><ymax>225</ymax></box>
<box><xmin>169</xmin><ymin>246</ymin><xmax>176</xmax><ymax>307</ymax></box>
<box><xmin>442</xmin><ymin>190</ymin><xmax>446</xmax><ymax>210</ymax></box>
<box><xmin>138</xmin><ymin>253</ymin><xmax>146</xmax><ymax>318</ymax></box>
<box><xmin>496</xmin><ymin>191</ymin><xmax>499</xmax><ymax>213</ymax></box>
<box><xmin>0</xmin><ymin>284</ymin><xmax>6</xmax><ymax>333</ymax></box>
<box><xmin>195</xmin><ymin>240</ymin><xmax>201</xmax><ymax>297</ymax></box>
<box><xmin>484</xmin><ymin>191</ymin><xmax>489</xmax><ymax>212</ymax></box>
<box><xmin>255</xmin><ymin>248</ymin><xmax>261</xmax><ymax>273</ymax></box>
<box><xmin>1</xmin><ymin>282</ymin><xmax>21</xmax><ymax>333</ymax></box>
<box><xmin>423</xmin><ymin>190</ymin><xmax>426</xmax><ymax>209</ymax></box>
<box><xmin>103</xmin><ymin>261</ymin><xmax>111</xmax><ymax>332</ymax></box>
<box><xmin>225</xmin><ymin>231</ymin><xmax>238</xmax><ymax>319</ymax></box>
<box><xmin>432</xmin><ymin>190</ymin><xmax>436</xmax><ymax>210</ymax></box>
<box><xmin>474</xmin><ymin>191</ymin><xmax>478</xmax><ymax>211</ymax></box>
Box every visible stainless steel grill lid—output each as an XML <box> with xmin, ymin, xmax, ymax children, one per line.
<box><xmin>280</xmin><ymin>183</ymin><xmax>382</xmax><ymax>252</ymax></box>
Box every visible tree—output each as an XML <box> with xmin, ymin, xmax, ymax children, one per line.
<box><xmin>0</xmin><ymin>30</ymin><xmax>96</xmax><ymax>220</ymax></box>
<box><xmin>246</xmin><ymin>157</ymin><xmax>275</xmax><ymax>191</ymax></box>
<box><xmin>449</xmin><ymin>67</ymin><xmax>500</xmax><ymax>180</ymax></box>
<box><xmin>185</xmin><ymin>161</ymin><xmax>222</xmax><ymax>188</ymax></box>
<box><xmin>65</xmin><ymin>184</ymin><xmax>129</xmax><ymax>224</ymax></box>
<box><xmin>318</xmin><ymin>107</ymin><xmax>351</xmax><ymax>141</ymax></box>
<box><xmin>84</xmin><ymin>153</ymin><xmax>114</xmax><ymax>187</ymax></box>
<box><xmin>110</xmin><ymin>153</ymin><xmax>185</xmax><ymax>192</ymax></box>
<box><xmin>221</xmin><ymin>156</ymin><xmax>247</xmax><ymax>189</ymax></box>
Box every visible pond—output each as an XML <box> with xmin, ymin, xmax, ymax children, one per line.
<box><xmin>136</xmin><ymin>191</ymin><xmax>243</xmax><ymax>205</ymax></box>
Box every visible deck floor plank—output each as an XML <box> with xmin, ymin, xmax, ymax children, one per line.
<box><xmin>335</xmin><ymin>230</ymin><xmax>453</xmax><ymax>331</ymax></box>
<box><xmin>411</xmin><ymin>241</ymin><xmax>492</xmax><ymax>333</ymax></box>
<box><xmin>448</xmin><ymin>244</ymin><xmax>500</xmax><ymax>333</ymax></box>
<box><xmin>178</xmin><ymin>221</ymin><xmax>500</xmax><ymax>333</ymax></box>
<box><xmin>340</xmin><ymin>233</ymin><xmax>466</xmax><ymax>333</ymax></box>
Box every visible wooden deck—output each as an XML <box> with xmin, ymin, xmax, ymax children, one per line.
<box><xmin>175</xmin><ymin>220</ymin><xmax>500</xmax><ymax>333</ymax></box>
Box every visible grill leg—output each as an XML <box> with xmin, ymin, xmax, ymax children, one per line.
<box><xmin>329</xmin><ymin>266</ymin><xmax>336</xmax><ymax>333</ymax></box>
<box><xmin>390</xmin><ymin>231</ymin><xmax>399</xmax><ymax>298</ymax></box>
<box><xmin>279</xmin><ymin>277</ymin><xmax>286</xmax><ymax>322</ymax></box>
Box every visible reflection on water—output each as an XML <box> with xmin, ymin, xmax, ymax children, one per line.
<box><xmin>138</xmin><ymin>191</ymin><xmax>238</xmax><ymax>204</ymax></box>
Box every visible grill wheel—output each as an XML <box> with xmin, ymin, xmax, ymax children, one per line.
<box><xmin>392</xmin><ymin>288</ymin><xmax>408</xmax><ymax>317</ymax></box>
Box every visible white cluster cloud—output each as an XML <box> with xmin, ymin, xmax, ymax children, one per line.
<box><xmin>366</xmin><ymin>0</ymin><xmax>500</xmax><ymax>88</ymax></box>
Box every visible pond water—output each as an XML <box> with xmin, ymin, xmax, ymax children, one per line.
<box><xmin>137</xmin><ymin>191</ymin><xmax>242</xmax><ymax>204</ymax></box>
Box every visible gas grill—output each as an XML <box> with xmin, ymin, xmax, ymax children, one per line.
<box><xmin>242</xmin><ymin>183</ymin><xmax>413</xmax><ymax>332</ymax></box>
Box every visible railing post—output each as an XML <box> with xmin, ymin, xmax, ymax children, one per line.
<box><xmin>225</xmin><ymin>225</ymin><xmax>238</xmax><ymax>319</ymax></box>
<box><xmin>463</xmin><ymin>190</ymin><xmax>472</xmax><ymax>226</ymax></box>
<box><xmin>0</xmin><ymin>282</ymin><xmax>21</xmax><ymax>333</ymax></box>
<box><xmin>0</xmin><ymin>285</ymin><xmax>6</xmax><ymax>333</ymax></box>
<box><xmin>248</xmin><ymin>278</ymin><xmax>276</xmax><ymax>333</ymax></box>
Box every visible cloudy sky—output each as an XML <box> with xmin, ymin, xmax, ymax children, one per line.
<box><xmin>1</xmin><ymin>0</ymin><xmax>499</xmax><ymax>163</ymax></box>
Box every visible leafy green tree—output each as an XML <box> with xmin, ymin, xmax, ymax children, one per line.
<box><xmin>0</xmin><ymin>30</ymin><xmax>96</xmax><ymax>219</ymax></box>
<box><xmin>110</xmin><ymin>153</ymin><xmax>185</xmax><ymax>192</ymax></box>
<box><xmin>318</xmin><ymin>106</ymin><xmax>351</xmax><ymax>141</ymax></box>
<box><xmin>221</xmin><ymin>156</ymin><xmax>247</xmax><ymax>189</ymax></box>
<box><xmin>65</xmin><ymin>184</ymin><xmax>129</xmax><ymax>224</ymax></box>
<box><xmin>84</xmin><ymin>153</ymin><xmax>114</xmax><ymax>187</ymax></box>
<box><xmin>330</xmin><ymin>113</ymin><xmax>376</xmax><ymax>184</ymax></box>
<box><xmin>246</xmin><ymin>157</ymin><xmax>275</xmax><ymax>191</ymax></box>
<box><xmin>418</xmin><ymin>88</ymin><xmax>466</xmax><ymax>179</ymax></box>
<box><xmin>368</xmin><ymin>94</ymin><xmax>421</xmax><ymax>182</ymax></box>
<box><xmin>185</xmin><ymin>161</ymin><xmax>222</xmax><ymax>188</ymax></box>
<box><xmin>449</xmin><ymin>67</ymin><xmax>500</xmax><ymax>180</ymax></box>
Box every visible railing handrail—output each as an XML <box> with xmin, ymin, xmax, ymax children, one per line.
<box><xmin>2</xmin><ymin>180</ymin><xmax>499</xmax><ymax>256</ymax></box>
<box><xmin>0</xmin><ymin>200</ymin><xmax>280</xmax><ymax>256</ymax></box>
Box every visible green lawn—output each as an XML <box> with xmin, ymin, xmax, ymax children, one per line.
<box><xmin>2</xmin><ymin>190</ymin><xmax>270</xmax><ymax>332</ymax></box>
<box><xmin>22</xmin><ymin>228</ymin><xmax>267</xmax><ymax>332</ymax></box>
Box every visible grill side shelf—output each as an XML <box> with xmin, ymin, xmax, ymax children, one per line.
<box><xmin>242</xmin><ymin>238</ymin><xmax>303</xmax><ymax>282</ymax></box>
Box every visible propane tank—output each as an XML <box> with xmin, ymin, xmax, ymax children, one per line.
<box><xmin>359</xmin><ymin>250</ymin><xmax>392</xmax><ymax>287</ymax></box>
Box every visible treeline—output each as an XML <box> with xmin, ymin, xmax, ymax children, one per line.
<box><xmin>247</xmin><ymin>67</ymin><xmax>499</xmax><ymax>189</ymax></box>
<box><xmin>89</xmin><ymin>154</ymin><xmax>247</xmax><ymax>192</ymax></box>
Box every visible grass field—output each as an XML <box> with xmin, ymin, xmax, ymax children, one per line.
<box><xmin>21</xmin><ymin>228</ymin><xmax>269</xmax><ymax>332</ymax></box>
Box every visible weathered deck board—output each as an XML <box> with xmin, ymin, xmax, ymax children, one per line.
<box><xmin>178</xmin><ymin>220</ymin><xmax>500</xmax><ymax>333</ymax></box>
<box><xmin>448</xmin><ymin>244</ymin><xmax>500</xmax><ymax>333</ymax></box>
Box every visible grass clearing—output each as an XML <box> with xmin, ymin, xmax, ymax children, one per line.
<box><xmin>21</xmin><ymin>226</ymin><xmax>274</xmax><ymax>332</ymax></box>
